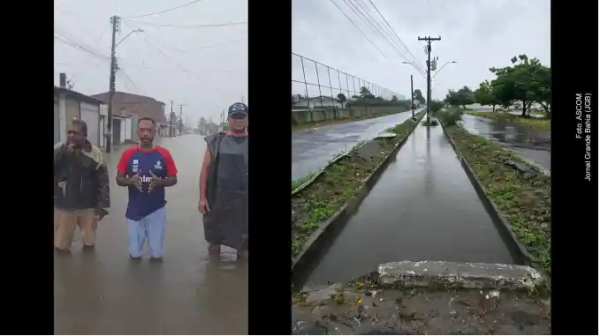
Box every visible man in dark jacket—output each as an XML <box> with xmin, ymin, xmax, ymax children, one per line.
<box><xmin>54</xmin><ymin>119</ymin><xmax>110</xmax><ymax>252</ymax></box>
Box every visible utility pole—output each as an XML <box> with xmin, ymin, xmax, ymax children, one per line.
<box><xmin>418</xmin><ymin>36</ymin><xmax>441</xmax><ymax>124</ymax></box>
<box><xmin>241</xmin><ymin>96</ymin><xmax>245</xmax><ymax>104</ymax></box>
<box><xmin>106</xmin><ymin>15</ymin><xmax>120</xmax><ymax>153</ymax></box>
<box><xmin>410</xmin><ymin>74</ymin><xmax>415</xmax><ymax>119</ymax></box>
<box><xmin>169</xmin><ymin>100</ymin><xmax>174</xmax><ymax>137</ymax></box>
<box><xmin>179</xmin><ymin>104</ymin><xmax>185</xmax><ymax>134</ymax></box>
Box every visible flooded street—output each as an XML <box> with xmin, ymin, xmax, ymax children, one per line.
<box><xmin>305</xmin><ymin>124</ymin><xmax>516</xmax><ymax>286</ymax></box>
<box><xmin>292</xmin><ymin>110</ymin><xmax>422</xmax><ymax>180</ymax></box>
<box><xmin>54</xmin><ymin>135</ymin><xmax>248</xmax><ymax>335</ymax></box>
<box><xmin>461</xmin><ymin>112</ymin><xmax>551</xmax><ymax>171</ymax></box>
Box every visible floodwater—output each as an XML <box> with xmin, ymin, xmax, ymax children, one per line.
<box><xmin>461</xmin><ymin>112</ymin><xmax>551</xmax><ymax>171</ymax></box>
<box><xmin>54</xmin><ymin>135</ymin><xmax>248</xmax><ymax>335</ymax></box>
<box><xmin>306</xmin><ymin>123</ymin><xmax>515</xmax><ymax>286</ymax></box>
<box><xmin>292</xmin><ymin>109</ymin><xmax>423</xmax><ymax>180</ymax></box>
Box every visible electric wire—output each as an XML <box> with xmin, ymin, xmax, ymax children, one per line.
<box><xmin>327</xmin><ymin>0</ymin><xmax>392</xmax><ymax>64</ymax></box>
<box><xmin>366</xmin><ymin>0</ymin><xmax>425</xmax><ymax>72</ymax></box>
<box><xmin>343</xmin><ymin>0</ymin><xmax>426</xmax><ymax>77</ymax></box>
<box><xmin>123</xmin><ymin>0</ymin><xmax>206</xmax><ymax>19</ymax></box>
<box><xmin>123</xmin><ymin>19</ymin><xmax>247</xmax><ymax>29</ymax></box>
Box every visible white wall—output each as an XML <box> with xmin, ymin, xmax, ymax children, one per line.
<box><xmin>124</xmin><ymin>117</ymin><xmax>133</xmax><ymax>141</ymax></box>
<box><xmin>295</xmin><ymin>98</ymin><xmax>342</xmax><ymax>108</ymax></box>
<box><xmin>80</xmin><ymin>102</ymin><xmax>100</xmax><ymax>147</ymax></box>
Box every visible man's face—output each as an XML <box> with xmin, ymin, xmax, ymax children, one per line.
<box><xmin>138</xmin><ymin>120</ymin><xmax>156</xmax><ymax>145</ymax></box>
<box><xmin>228</xmin><ymin>113</ymin><xmax>248</xmax><ymax>131</ymax></box>
<box><xmin>66</xmin><ymin>123</ymin><xmax>85</xmax><ymax>148</ymax></box>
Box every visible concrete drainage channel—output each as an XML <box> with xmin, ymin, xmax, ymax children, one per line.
<box><xmin>292</xmin><ymin>118</ymin><xmax>550</xmax><ymax>334</ymax></box>
<box><xmin>292</xmin><ymin>112</ymin><xmax>426</xmax><ymax>286</ymax></box>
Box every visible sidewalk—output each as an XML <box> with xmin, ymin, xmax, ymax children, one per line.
<box><xmin>305</xmin><ymin>122</ymin><xmax>516</xmax><ymax>286</ymax></box>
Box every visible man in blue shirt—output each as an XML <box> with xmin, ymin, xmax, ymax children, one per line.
<box><xmin>116</xmin><ymin>117</ymin><xmax>178</xmax><ymax>261</ymax></box>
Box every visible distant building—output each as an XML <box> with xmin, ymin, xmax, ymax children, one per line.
<box><xmin>54</xmin><ymin>86</ymin><xmax>105</xmax><ymax>147</ymax></box>
<box><xmin>91</xmin><ymin>91</ymin><xmax>167</xmax><ymax>145</ymax></box>
<box><xmin>293</xmin><ymin>96</ymin><xmax>343</xmax><ymax>109</ymax></box>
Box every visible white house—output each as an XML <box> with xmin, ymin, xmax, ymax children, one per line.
<box><xmin>54</xmin><ymin>86</ymin><xmax>106</xmax><ymax>148</ymax></box>
<box><xmin>293</xmin><ymin>96</ymin><xmax>343</xmax><ymax>109</ymax></box>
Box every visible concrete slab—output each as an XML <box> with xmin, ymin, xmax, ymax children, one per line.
<box><xmin>377</xmin><ymin>261</ymin><xmax>544</xmax><ymax>291</ymax></box>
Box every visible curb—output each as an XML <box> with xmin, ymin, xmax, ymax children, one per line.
<box><xmin>440</xmin><ymin>123</ymin><xmax>551</xmax><ymax>291</ymax></box>
<box><xmin>292</xmin><ymin>113</ymin><xmax>425</xmax><ymax>282</ymax></box>
<box><xmin>378</xmin><ymin>261</ymin><xmax>545</xmax><ymax>292</ymax></box>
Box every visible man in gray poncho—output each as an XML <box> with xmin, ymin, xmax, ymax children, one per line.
<box><xmin>199</xmin><ymin>102</ymin><xmax>248</xmax><ymax>259</ymax></box>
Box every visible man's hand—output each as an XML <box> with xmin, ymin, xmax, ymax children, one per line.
<box><xmin>95</xmin><ymin>208</ymin><xmax>108</xmax><ymax>221</ymax></box>
<box><xmin>148</xmin><ymin>171</ymin><xmax>162</xmax><ymax>192</ymax></box>
<box><xmin>128</xmin><ymin>173</ymin><xmax>143</xmax><ymax>192</ymax></box>
<box><xmin>198</xmin><ymin>198</ymin><xmax>210</xmax><ymax>214</ymax></box>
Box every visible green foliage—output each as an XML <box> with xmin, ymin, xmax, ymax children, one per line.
<box><xmin>413</xmin><ymin>89</ymin><xmax>426</xmax><ymax>105</ymax></box>
<box><xmin>437</xmin><ymin>108</ymin><xmax>464</xmax><ymax>126</ymax></box>
<box><xmin>489</xmin><ymin>55</ymin><xmax>551</xmax><ymax>117</ymax></box>
<box><xmin>430</xmin><ymin>100</ymin><xmax>445</xmax><ymax>113</ymax></box>
<box><xmin>446</xmin><ymin>126</ymin><xmax>551</xmax><ymax>274</ymax></box>
<box><xmin>337</xmin><ymin>93</ymin><xmax>347</xmax><ymax>108</ymax></box>
<box><xmin>473</xmin><ymin>80</ymin><xmax>500</xmax><ymax>112</ymax></box>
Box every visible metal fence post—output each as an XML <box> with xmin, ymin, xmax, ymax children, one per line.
<box><xmin>314</xmin><ymin>62</ymin><xmax>324</xmax><ymax>110</ymax></box>
<box><xmin>300</xmin><ymin>56</ymin><xmax>312</xmax><ymax>122</ymax></box>
<box><xmin>327</xmin><ymin>66</ymin><xmax>336</xmax><ymax>119</ymax></box>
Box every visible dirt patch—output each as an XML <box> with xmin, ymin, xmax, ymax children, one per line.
<box><xmin>291</xmin><ymin>112</ymin><xmax>424</xmax><ymax>257</ymax></box>
<box><xmin>445</xmin><ymin>126</ymin><xmax>551</xmax><ymax>275</ymax></box>
<box><xmin>293</xmin><ymin>285</ymin><xmax>550</xmax><ymax>335</ymax></box>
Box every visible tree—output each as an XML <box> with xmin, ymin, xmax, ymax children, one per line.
<box><xmin>473</xmin><ymin>80</ymin><xmax>499</xmax><ymax>112</ymax></box>
<box><xmin>489</xmin><ymin>54</ymin><xmax>551</xmax><ymax>117</ymax></box>
<box><xmin>359</xmin><ymin>86</ymin><xmax>375</xmax><ymax>100</ymax></box>
<box><xmin>445</xmin><ymin>90</ymin><xmax>462</xmax><ymax>108</ymax></box>
<box><xmin>456</xmin><ymin>86</ymin><xmax>475</xmax><ymax>109</ymax></box>
<box><xmin>391</xmin><ymin>95</ymin><xmax>398</xmax><ymax>102</ymax></box>
<box><xmin>413</xmin><ymin>89</ymin><xmax>426</xmax><ymax>105</ymax></box>
<box><xmin>337</xmin><ymin>93</ymin><xmax>347</xmax><ymax>108</ymax></box>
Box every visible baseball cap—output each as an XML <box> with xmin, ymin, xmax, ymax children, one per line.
<box><xmin>228</xmin><ymin>102</ymin><xmax>248</xmax><ymax>118</ymax></box>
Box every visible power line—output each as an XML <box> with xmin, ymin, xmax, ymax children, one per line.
<box><xmin>124</xmin><ymin>19</ymin><xmax>247</xmax><ymax>29</ymax></box>
<box><xmin>366</xmin><ymin>0</ymin><xmax>424</xmax><ymax>72</ymax></box>
<box><xmin>136</xmin><ymin>31</ymin><xmax>241</xmax><ymax>97</ymax></box>
<box><xmin>327</xmin><ymin>0</ymin><xmax>391</xmax><ymax>62</ymax></box>
<box><xmin>343</xmin><ymin>0</ymin><xmax>426</xmax><ymax>76</ymax></box>
<box><xmin>123</xmin><ymin>0</ymin><xmax>206</xmax><ymax>19</ymax></box>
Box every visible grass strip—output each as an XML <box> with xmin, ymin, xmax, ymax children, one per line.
<box><xmin>291</xmin><ymin>112</ymin><xmax>424</xmax><ymax>257</ymax></box>
<box><xmin>292</xmin><ymin>172</ymin><xmax>317</xmax><ymax>192</ymax></box>
<box><xmin>445</xmin><ymin>125</ymin><xmax>551</xmax><ymax>274</ymax></box>
<box><xmin>465</xmin><ymin>111</ymin><xmax>550</xmax><ymax>130</ymax></box>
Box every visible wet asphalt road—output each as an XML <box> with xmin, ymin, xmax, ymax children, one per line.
<box><xmin>306</xmin><ymin>123</ymin><xmax>515</xmax><ymax>286</ymax></box>
<box><xmin>461</xmin><ymin>111</ymin><xmax>551</xmax><ymax>171</ymax></box>
<box><xmin>292</xmin><ymin>110</ymin><xmax>422</xmax><ymax>180</ymax></box>
<box><xmin>54</xmin><ymin>135</ymin><xmax>248</xmax><ymax>335</ymax></box>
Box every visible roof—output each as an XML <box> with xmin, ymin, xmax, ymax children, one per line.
<box><xmin>90</xmin><ymin>91</ymin><xmax>166</xmax><ymax>122</ymax></box>
<box><xmin>54</xmin><ymin>86</ymin><xmax>105</xmax><ymax>106</ymax></box>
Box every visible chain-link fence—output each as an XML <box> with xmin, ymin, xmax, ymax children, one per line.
<box><xmin>292</xmin><ymin>53</ymin><xmax>408</xmax><ymax>125</ymax></box>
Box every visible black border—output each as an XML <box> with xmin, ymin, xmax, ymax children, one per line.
<box><xmin>551</xmin><ymin>0</ymin><xmax>598</xmax><ymax>334</ymax></box>
<box><xmin>2</xmin><ymin>0</ymin><xmax>55</xmax><ymax>333</ymax></box>
<box><xmin>248</xmin><ymin>0</ymin><xmax>293</xmax><ymax>334</ymax></box>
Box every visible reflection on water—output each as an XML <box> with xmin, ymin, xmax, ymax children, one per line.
<box><xmin>460</xmin><ymin>114</ymin><xmax>551</xmax><ymax>171</ymax></box>
<box><xmin>461</xmin><ymin>115</ymin><xmax>550</xmax><ymax>149</ymax></box>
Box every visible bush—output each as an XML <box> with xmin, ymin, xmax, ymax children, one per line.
<box><xmin>437</xmin><ymin>108</ymin><xmax>464</xmax><ymax>126</ymax></box>
<box><xmin>421</xmin><ymin>119</ymin><xmax>439</xmax><ymax>126</ymax></box>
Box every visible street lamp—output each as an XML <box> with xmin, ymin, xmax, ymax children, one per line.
<box><xmin>432</xmin><ymin>61</ymin><xmax>457</xmax><ymax>79</ymax></box>
<box><xmin>116</xmin><ymin>28</ymin><xmax>144</xmax><ymax>48</ymax></box>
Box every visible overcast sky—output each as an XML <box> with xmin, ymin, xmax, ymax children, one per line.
<box><xmin>54</xmin><ymin>0</ymin><xmax>247</xmax><ymax>125</ymax></box>
<box><xmin>292</xmin><ymin>0</ymin><xmax>550</xmax><ymax>100</ymax></box>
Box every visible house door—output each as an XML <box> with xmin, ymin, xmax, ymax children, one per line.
<box><xmin>112</xmin><ymin>118</ymin><xmax>122</xmax><ymax>145</ymax></box>
<box><xmin>54</xmin><ymin>101</ymin><xmax>60</xmax><ymax>145</ymax></box>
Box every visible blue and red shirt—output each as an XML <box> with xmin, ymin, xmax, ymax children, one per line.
<box><xmin>117</xmin><ymin>146</ymin><xmax>178</xmax><ymax>221</ymax></box>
